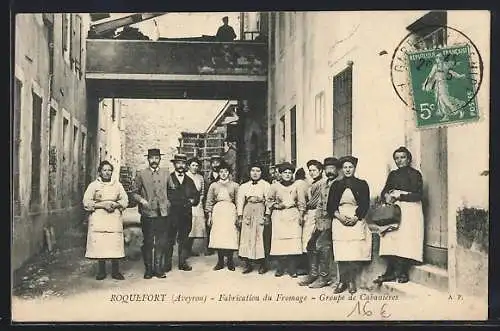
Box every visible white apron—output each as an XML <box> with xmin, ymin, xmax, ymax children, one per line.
<box><xmin>188</xmin><ymin>173</ymin><xmax>207</xmax><ymax>238</ymax></box>
<box><xmin>238</xmin><ymin>200</ymin><xmax>266</xmax><ymax>260</ymax></box>
<box><xmin>379</xmin><ymin>200</ymin><xmax>424</xmax><ymax>262</ymax></box>
<box><xmin>85</xmin><ymin>209</ymin><xmax>125</xmax><ymax>259</ymax></box>
<box><xmin>270</xmin><ymin>207</ymin><xmax>303</xmax><ymax>256</ymax></box>
<box><xmin>302</xmin><ymin>209</ymin><xmax>317</xmax><ymax>252</ymax></box>
<box><xmin>208</xmin><ymin>186</ymin><xmax>239</xmax><ymax>250</ymax></box>
<box><xmin>332</xmin><ymin>188</ymin><xmax>372</xmax><ymax>262</ymax></box>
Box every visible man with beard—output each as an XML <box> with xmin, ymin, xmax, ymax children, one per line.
<box><xmin>298</xmin><ymin>157</ymin><xmax>341</xmax><ymax>288</ymax></box>
<box><xmin>131</xmin><ymin>149</ymin><xmax>170</xmax><ymax>279</ymax></box>
<box><xmin>165</xmin><ymin>154</ymin><xmax>200</xmax><ymax>271</ymax></box>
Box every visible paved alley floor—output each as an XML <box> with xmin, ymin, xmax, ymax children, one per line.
<box><xmin>12</xmin><ymin>209</ymin><xmax>487</xmax><ymax>322</ymax></box>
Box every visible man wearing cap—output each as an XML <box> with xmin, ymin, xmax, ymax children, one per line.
<box><xmin>299</xmin><ymin>157</ymin><xmax>342</xmax><ymax>288</ymax></box>
<box><xmin>165</xmin><ymin>154</ymin><xmax>200</xmax><ymax>271</ymax></box>
<box><xmin>130</xmin><ymin>148</ymin><xmax>170</xmax><ymax>279</ymax></box>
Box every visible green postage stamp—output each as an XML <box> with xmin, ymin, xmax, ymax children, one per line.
<box><xmin>407</xmin><ymin>45</ymin><xmax>479</xmax><ymax>128</ymax></box>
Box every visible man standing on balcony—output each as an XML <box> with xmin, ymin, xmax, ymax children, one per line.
<box><xmin>216</xmin><ymin>16</ymin><xmax>237</xmax><ymax>42</ymax></box>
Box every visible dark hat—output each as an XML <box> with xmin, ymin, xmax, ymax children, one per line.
<box><xmin>187</xmin><ymin>157</ymin><xmax>201</xmax><ymax>166</ymax></box>
<box><xmin>218</xmin><ymin>160</ymin><xmax>231</xmax><ymax>171</ymax></box>
<box><xmin>323</xmin><ymin>157</ymin><xmax>340</xmax><ymax>167</ymax></box>
<box><xmin>145</xmin><ymin>148</ymin><xmax>165</xmax><ymax>157</ymax></box>
<box><xmin>171</xmin><ymin>153</ymin><xmax>188</xmax><ymax>163</ymax></box>
<box><xmin>278</xmin><ymin>162</ymin><xmax>295</xmax><ymax>173</ymax></box>
<box><xmin>248</xmin><ymin>161</ymin><xmax>264</xmax><ymax>172</ymax></box>
<box><xmin>295</xmin><ymin>167</ymin><xmax>306</xmax><ymax>180</ymax></box>
<box><xmin>339</xmin><ymin>156</ymin><xmax>358</xmax><ymax>167</ymax></box>
<box><xmin>306</xmin><ymin>159</ymin><xmax>323</xmax><ymax>169</ymax></box>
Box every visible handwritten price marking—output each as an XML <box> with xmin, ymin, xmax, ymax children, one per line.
<box><xmin>346</xmin><ymin>300</ymin><xmax>391</xmax><ymax>319</ymax></box>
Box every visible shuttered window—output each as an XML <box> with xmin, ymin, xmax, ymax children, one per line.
<box><xmin>332</xmin><ymin>66</ymin><xmax>353</xmax><ymax>157</ymax></box>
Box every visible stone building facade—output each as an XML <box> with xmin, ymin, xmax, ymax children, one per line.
<box><xmin>267</xmin><ymin>11</ymin><xmax>489</xmax><ymax>297</ymax></box>
<box><xmin>13</xmin><ymin>14</ymin><xmax>95</xmax><ymax>270</ymax></box>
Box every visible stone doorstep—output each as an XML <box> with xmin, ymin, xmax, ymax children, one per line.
<box><xmin>379</xmin><ymin>280</ymin><xmax>447</xmax><ymax>299</ymax></box>
<box><xmin>409</xmin><ymin>264</ymin><xmax>449</xmax><ymax>292</ymax></box>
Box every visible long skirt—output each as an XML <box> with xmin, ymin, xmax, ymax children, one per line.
<box><xmin>332</xmin><ymin>205</ymin><xmax>372</xmax><ymax>262</ymax></box>
<box><xmin>189</xmin><ymin>203</ymin><xmax>207</xmax><ymax>238</ymax></box>
<box><xmin>238</xmin><ymin>202</ymin><xmax>266</xmax><ymax>260</ymax></box>
<box><xmin>379</xmin><ymin>201</ymin><xmax>424</xmax><ymax>262</ymax></box>
<box><xmin>302</xmin><ymin>209</ymin><xmax>317</xmax><ymax>253</ymax></box>
<box><xmin>270</xmin><ymin>207</ymin><xmax>303</xmax><ymax>256</ymax></box>
<box><xmin>85</xmin><ymin>209</ymin><xmax>125</xmax><ymax>259</ymax></box>
<box><xmin>209</xmin><ymin>201</ymin><xmax>239</xmax><ymax>250</ymax></box>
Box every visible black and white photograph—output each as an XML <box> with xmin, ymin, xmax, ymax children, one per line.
<box><xmin>11</xmin><ymin>10</ymin><xmax>490</xmax><ymax>321</ymax></box>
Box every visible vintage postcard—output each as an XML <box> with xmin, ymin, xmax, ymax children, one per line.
<box><xmin>11</xmin><ymin>10</ymin><xmax>490</xmax><ymax>322</ymax></box>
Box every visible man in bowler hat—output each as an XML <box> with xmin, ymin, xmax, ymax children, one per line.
<box><xmin>130</xmin><ymin>148</ymin><xmax>170</xmax><ymax>279</ymax></box>
<box><xmin>165</xmin><ymin>154</ymin><xmax>200</xmax><ymax>271</ymax></box>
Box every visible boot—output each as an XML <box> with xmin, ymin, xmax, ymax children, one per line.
<box><xmin>298</xmin><ymin>252</ymin><xmax>318</xmax><ymax>286</ymax></box>
<box><xmin>213</xmin><ymin>251</ymin><xmax>225</xmax><ymax>271</ymax></box>
<box><xmin>96</xmin><ymin>260</ymin><xmax>106</xmax><ymax>280</ymax></box>
<box><xmin>163</xmin><ymin>244</ymin><xmax>173</xmax><ymax>273</ymax></box>
<box><xmin>275</xmin><ymin>258</ymin><xmax>285</xmax><ymax>277</ymax></box>
<box><xmin>178</xmin><ymin>245</ymin><xmax>192</xmax><ymax>271</ymax></box>
<box><xmin>153</xmin><ymin>252</ymin><xmax>167</xmax><ymax>278</ymax></box>
<box><xmin>111</xmin><ymin>260</ymin><xmax>125</xmax><ymax>280</ymax></box>
<box><xmin>309</xmin><ymin>275</ymin><xmax>332</xmax><ymax>288</ymax></box>
<box><xmin>288</xmin><ymin>256</ymin><xmax>298</xmax><ymax>278</ymax></box>
<box><xmin>241</xmin><ymin>258</ymin><xmax>253</xmax><ymax>274</ymax></box>
<box><xmin>296</xmin><ymin>253</ymin><xmax>309</xmax><ymax>276</ymax></box>
<box><xmin>258</xmin><ymin>259</ymin><xmax>268</xmax><ymax>274</ymax></box>
<box><xmin>141</xmin><ymin>247</ymin><xmax>153</xmax><ymax>279</ymax></box>
<box><xmin>226</xmin><ymin>252</ymin><xmax>235</xmax><ymax>271</ymax></box>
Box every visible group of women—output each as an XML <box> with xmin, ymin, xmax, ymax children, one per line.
<box><xmin>82</xmin><ymin>146</ymin><xmax>424</xmax><ymax>296</ymax></box>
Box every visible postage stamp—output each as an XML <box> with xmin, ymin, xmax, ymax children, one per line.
<box><xmin>391</xmin><ymin>25</ymin><xmax>484</xmax><ymax>129</ymax></box>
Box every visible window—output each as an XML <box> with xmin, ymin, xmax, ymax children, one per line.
<box><xmin>73</xmin><ymin>125</ymin><xmax>79</xmax><ymax>202</ymax></box>
<box><xmin>288</xmin><ymin>12</ymin><xmax>295</xmax><ymax>39</ymax></box>
<box><xmin>62</xmin><ymin>14</ymin><xmax>70</xmax><ymax>52</ymax></box>
<box><xmin>332</xmin><ymin>66</ymin><xmax>353</xmax><ymax>157</ymax></box>
<box><xmin>278</xmin><ymin>12</ymin><xmax>286</xmax><ymax>54</ymax></box>
<box><xmin>13</xmin><ymin>78</ymin><xmax>22</xmax><ymax>215</ymax></box>
<box><xmin>30</xmin><ymin>91</ymin><xmax>43</xmax><ymax>211</ymax></box>
<box><xmin>279</xmin><ymin>114</ymin><xmax>286</xmax><ymax>141</ymax></box>
<box><xmin>48</xmin><ymin>107</ymin><xmax>57</xmax><ymax>208</ymax></box>
<box><xmin>271</xmin><ymin>124</ymin><xmax>276</xmax><ymax>164</ymax></box>
<box><xmin>71</xmin><ymin>14</ymin><xmax>83</xmax><ymax>73</ymax></box>
<box><xmin>315</xmin><ymin>91</ymin><xmax>326</xmax><ymax>132</ymax></box>
<box><xmin>290</xmin><ymin>106</ymin><xmax>297</xmax><ymax>166</ymax></box>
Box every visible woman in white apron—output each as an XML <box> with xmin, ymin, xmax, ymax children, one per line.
<box><xmin>374</xmin><ymin>147</ymin><xmax>424</xmax><ymax>284</ymax></box>
<box><xmin>82</xmin><ymin>161</ymin><xmax>129</xmax><ymax>280</ymax></box>
<box><xmin>294</xmin><ymin>167</ymin><xmax>311</xmax><ymax>276</ymax></box>
<box><xmin>327</xmin><ymin>156</ymin><xmax>372</xmax><ymax>294</ymax></box>
<box><xmin>205</xmin><ymin>161</ymin><xmax>240</xmax><ymax>271</ymax></box>
<box><xmin>186</xmin><ymin>158</ymin><xmax>207</xmax><ymax>256</ymax></box>
<box><xmin>236</xmin><ymin>162</ymin><xmax>271</xmax><ymax>274</ymax></box>
<box><xmin>267</xmin><ymin>162</ymin><xmax>306</xmax><ymax>278</ymax></box>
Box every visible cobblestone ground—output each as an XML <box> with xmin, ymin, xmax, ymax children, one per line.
<box><xmin>12</xmin><ymin>209</ymin><xmax>485</xmax><ymax>322</ymax></box>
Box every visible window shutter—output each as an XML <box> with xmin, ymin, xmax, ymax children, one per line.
<box><xmin>70</xmin><ymin>14</ymin><xmax>77</xmax><ymax>65</ymax></box>
<box><xmin>62</xmin><ymin>14</ymin><xmax>68</xmax><ymax>51</ymax></box>
<box><xmin>74</xmin><ymin>15</ymin><xmax>82</xmax><ymax>70</ymax></box>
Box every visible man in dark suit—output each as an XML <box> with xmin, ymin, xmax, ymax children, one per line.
<box><xmin>130</xmin><ymin>148</ymin><xmax>171</xmax><ymax>279</ymax></box>
<box><xmin>165</xmin><ymin>154</ymin><xmax>200</xmax><ymax>271</ymax></box>
<box><xmin>215</xmin><ymin>16</ymin><xmax>237</xmax><ymax>42</ymax></box>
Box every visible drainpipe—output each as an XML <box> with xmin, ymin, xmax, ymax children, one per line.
<box><xmin>239</xmin><ymin>12</ymin><xmax>245</xmax><ymax>40</ymax></box>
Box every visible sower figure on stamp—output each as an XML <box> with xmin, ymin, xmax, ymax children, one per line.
<box><xmin>205</xmin><ymin>161</ymin><xmax>240</xmax><ymax>271</ymax></box>
<box><xmin>165</xmin><ymin>154</ymin><xmax>200</xmax><ymax>272</ymax></box>
<box><xmin>298</xmin><ymin>157</ymin><xmax>341</xmax><ymax>288</ymax></box>
<box><xmin>130</xmin><ymin>148</ymin><xmax>170</xmax><ymax>279</ymax></box>
<box><xmin>267</xmin><ymin>162</ymin><xmax>306</xmax><ymax>278</ymax></box>
<box><xmin>236</xmin><ymin>162</ymin><xmax>272</xmax><ymax>274</ymax></box>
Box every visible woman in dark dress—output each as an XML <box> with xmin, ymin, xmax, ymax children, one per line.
<box><xmin>374</xmin><ymin>146</ymin><xmax>424</xmax><ymax>284</ymax></box>
<box><xmin>327</xmin><ymin>156</ymin><xmax>372</xmax><ymax>294</ymax></box>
